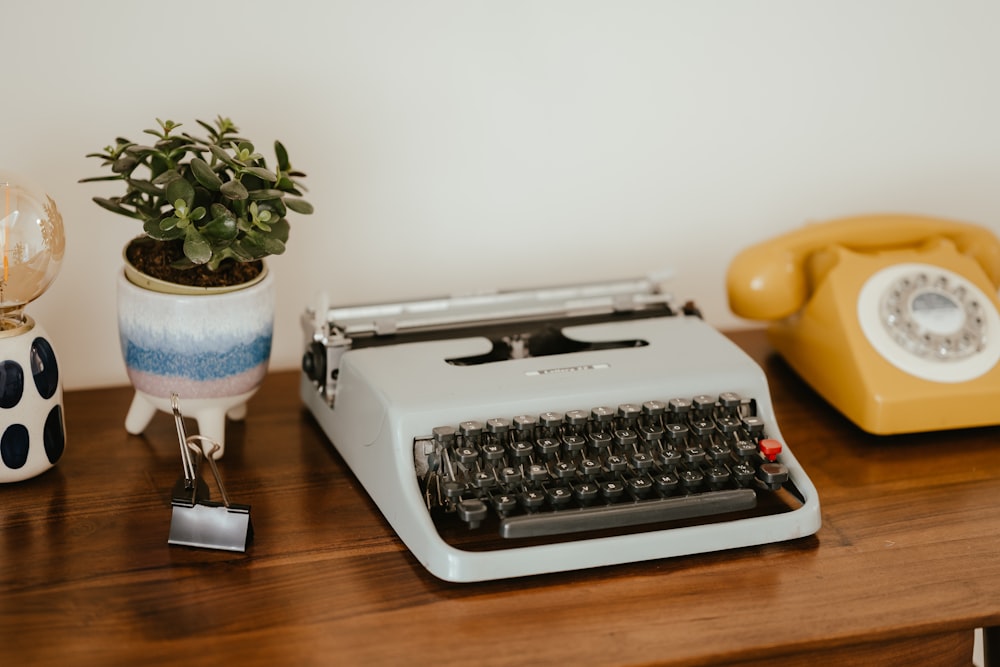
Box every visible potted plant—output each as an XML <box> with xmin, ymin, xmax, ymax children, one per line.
<box><xmin>81</xmin><ymin>116</ymin><xmax>313</xmax><ymax>456</ymax></box>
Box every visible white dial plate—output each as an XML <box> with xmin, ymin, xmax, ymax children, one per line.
<box><xmin>857</xmin><ymin>263</ymin><xmax>1000</xmax><ymax>383</ymax></box>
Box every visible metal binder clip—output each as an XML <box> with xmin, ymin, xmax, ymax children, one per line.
<box><xmin>168</xmin><ymin>395</ymin><xmax>253</xmax><ymax>552</ymax></box>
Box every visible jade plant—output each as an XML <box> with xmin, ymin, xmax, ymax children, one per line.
<box><xmin>81</xmin><ymin>116</ymin><xmax>312</xmax><ymax>286</ymax></box>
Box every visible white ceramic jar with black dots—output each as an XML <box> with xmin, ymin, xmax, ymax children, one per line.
<box><xmin>0</xmin><ymin>316</ymin><xmax>65</xmax><ymax>482</ymax></box>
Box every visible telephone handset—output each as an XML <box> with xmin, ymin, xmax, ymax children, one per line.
<box><xmin>727</xmin><ymin>214</ymin><xmax>1000</xmax><ymax>434</ymax></box>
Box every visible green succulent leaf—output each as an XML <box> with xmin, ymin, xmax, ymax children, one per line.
<box><xmin>209</xmin><ymin>144</ymin><xmax>239</xmax><ymax>169</ymax></box>
<box><xmin>260</xmin><ymin>235</ymin><xmax>286</xmax><ymax>255</ymax></box>
<box><xmin>183</xmin><ymin>227</ymin><xmax>212</xmax><ymax>265</ymax></box>
<box><xmin>247</xmin><ymin>188</ymin><xmax>289</xmax><ymax>201</ymax></box>
<box><xmin>165</xmin><ymin>178</ymin><xmax>195</xmax><ymax>208</ymax></box>
<box><xmin>201</xmin><ymin>213</ymin><xmax>239</xmax><ymax>242</ymax></box>
<box><xmin>285</xmin><ymin>198</ymin><xmax>314</xmax><ymax>215</ymax></box>
<box><xmin>265</xmin><ymin>218</ymin><xmax>290</xmax><ymax>243</ymax></box>
<box><xmin>92</xmin><ymin>197</ymin><xmax>142</xmax><ymax>219</ymax></box>
<box><xmin>159</xmin><ymin>216</ymin><xmax>181</xmax><ymax>231</ymax></box>
<box><xmin>275</xmin><ymin>141</ymin><xmax>290</xmax><ymax>171</ymax></box>
<box><xmin>243</xmin><ymin>166</ymin><xmax>278</xmax><ymax>182</ymax></box>
<box><xmin>220</xmin><ymin>179</ymin><xmax>249</xmax><ymax>200</ymax></box>
<box><xmin>112</xmin><ymin>155</ymin><xmax>139</xmax><ymax>174</ymax></box>
<box><xmin>151</xmin><ymin>169</ymin><xmax>180</xmax><ymax>186</ymax></box>
<box><xmin>128</xmin><ymin>182</ymin><xmax>161</xmax><ymax>200</ymax></box>
<box><xmin>190</xmin><ymin>157</ymin><xmax>223</xmax><ymax>190</ymax></box>
<box><xmin>144</xmin><ymin>217</ymin><xmax>184</xmax><ymax>240</ymax></box>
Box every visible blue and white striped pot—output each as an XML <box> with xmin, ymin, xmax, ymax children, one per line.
<box><xmin>116</xmin><ymin>263</ymin><xmax>274</xmax><ymax>458</ymax></box>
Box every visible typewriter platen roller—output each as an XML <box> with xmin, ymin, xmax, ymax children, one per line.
<box><xmin>300</xmin><ymin>277</ymin><xmax>821</xmax><ymax>582</ymax></box>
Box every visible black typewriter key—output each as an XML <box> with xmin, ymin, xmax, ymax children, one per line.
<box><xmin>690</xmin><ymin>419</ymin><xmax>715</xmax><ymax>437</ymax></box>
<box><xmin>627</xmin><ymin>475</ymin><xmax>654</xmax><ymax>498</ymax></box>
<box><xmin>459</xmin><ymin>420</ymin><xmax>484</xmax><ymax>439</ymax></box>
<box><xmin>538</xmin><ymin>411</ymin><xmax>563</xmax><ymax>434</ymax></box>
<box><xmin>579</xmin><ymin>458</ymin><xmax>602</xmax><ymax>477</ymax></box>
<box><xmin>692</xmin><ymin>395</ymin><xmax>716</xmax><ymax>412</ymax></box>
<box><xmin>716</xmin><ymin>415</ymin><xmax>740</xmax><ymax>434</ymax></box>
<box><xmin>658</xmin><ymin>447</ymin><xmax>681</xmax><ymax>469</ymax></box>
<box><xmin>573</xmin><ymin>482</ymin><xmax>600</xmax><ymax>505</ymax></box>
<box><xmin>705</xmin><ymin>465</ymin><xmax>731</xmax><ymax>490</ymax></box>
<box><xmin>605</xmin><ymin>454</ymin><xmax>627</xmax><ymax>473</ymax></box>
<box><xmin>561</xmin><ymin>434</ymin><xmax>586</xmax><ymax>453</ymax></box>
<box><xmin>433</xmin><ymin>425</ymin><xmax>457</xmax><ymax>444</ymax></box>
<box><xmin>742</xmin><ymin>415</ymin><xmax>765</xmax><ymax>435</ymax></box>
<box><xmin>564</xmin><ymin>410</ymin><xmax>589</xmax><ymax>430</ymax></box>
<box><xmin>458</xmin><ymin>498</ymin><xmax>488</xmax><ymax>528</ymax></box>
<box><xmin>474</xmin><ymin>471</ymin><xmax>496</xmax><ymax>489</ymax></box>
<box><xmin>482</xmin><ymin>443</ymin><xmax>505</xmax><ymax>461</ymax></box>
<box><xmin>442</xmin><ymin>481</ymin><xmax>464</xmax><ymax>500</ymax></box>
<box><xmin>630</xmin><ymin>450</ymin><xmax>654</xmax><ymax>470</ymax></box>
<box><xmin>535</xmin><ymin>437</ymin><xmax>560</xmax><ymax>457</ymax></box>
<box><xmin>492</xmin><ymin>493</ymin><xmax>518</xmax><ymax>515</ymax></box>
<box><xmin>613</xmin><ymin>429</ymin><xmax>637</xmax><ymax>448</ymax></box>
<box><xmin>639</xmin><ymin>422</ymin><xmax>664</xmax><ymax>442</ymax></box>
<box><xmin>513</xmin><ymin>414</ymin><xmax>538</xmax><ymax>435</ymax></box>
<box><xmin>600</xmin><ymin>480</ymin><xmax>626</xmax><ymax>502</ymax></box>
<box><xmin>718</xmin><ymin>392</ymin><xmax>741</xmax><ymax>409</ymax></box>
<box><xmin>683</xmin><ymin>445</ymin><xmax>706</xmax><ymax>465</ymax></box>
<box><xmin>654</xmin><ymin>472</ymin><xmax>679</xmax><ymax>495</ymax></box>
<box><xmin>732</xmin><ymin>462</ymin><xmax>755</xmax><ymax>486</ymax></box>
<box><xmin>642</xmin><ymin>400</ymin><xmax>667</xmax><ymax>417</ymax></box>
<box><xmin>591</xmin><ymin>406</ymin><xmax>615</xmax><ymax>424</ymax></box>
<box><xmin>617</xmin><ymin>403</ymin><xmax>641</xmax><ymax>424</ymax></box>
<box><xmin>757</xmin><ymin>462</ymin><xmax>789</xmax><ymax>489</ymax></box>
<box><xmin>707</xmin><ymin>442</ymin><xmax>730</xmax><ymax>462</ymax></box>
<box><xmin>520</xmin><ymin>490</ymin><xmax>546</xmax><ymax>511</ymax></box>
<box><xmin>668</xmin><ymin>398</ymin><xmax>692</xmax><ymax>415</ymax></box>
<box><xmin>550</xmin><ymin>460</ymin><xmax>577</xmax><ymax>479</ymax></box>
<box><xmin>485</xmin><ymin>417</ymin><xmax>510</xmax><ymax>435</ymax></box>
<box><xmin>510</xmin><ymin>441</ymin><xmax>533</xmax><ymax>458</ymax></box>
<box><xmin>587</xmin><ymin>430</ymin><xmax>612</xmax><ymax>450</ymax></box>
<box><xmin>527</xmin><ymin>463</ymin><xmax>549</xmax><ymax>482</ymax></box>
<box><xmin>664</xmin><ymin>423</ymin><xmax>688</xmax><ymax>443</ymax></box>
<box><xmin>546</xmin><ymin>486</ymin><xmax>573</xmax><ymax>508</ymax></box>
<box><xmin>733</xmin><ymin>439</ymin><xmax>757</xmax><ymax>459</ymax></box>
<box><xmin>679</xmin><ymin>468</ymin><xmax>704</xmax><ymax>491</ymax></box>
<box><xmin>456</xmin><ymin>446</ymin><xmax>479</xmax><ymax>464</ymax></box>
<box><xmin>500</xmin><ymin>466</ymin><xmax>522</xmax><ymax>485</ymax></box>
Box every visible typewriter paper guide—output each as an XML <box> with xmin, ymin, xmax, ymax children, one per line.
<box><xmin>306</xmin><ymin>314</ymin><xmax>821</xmax><ymax>583</ymax></box>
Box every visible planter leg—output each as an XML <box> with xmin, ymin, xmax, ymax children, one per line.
<box><xmin>124</xmin><ymin>391</ymin><xmax>158</xmax><ymax>435</ymax></box>
<box><xmin>227</xmin><ymin>402</ymin><xmax>248</xmax><ymax>421</ymax></box>
<box><xmin>194</xmin><ymin>408</ymin><xmax>228</xmax><ymax>459</ymax></box>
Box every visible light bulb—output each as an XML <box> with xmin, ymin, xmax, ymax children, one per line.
<box><xmin>0</xmin><ymin>170</ymin><xmax>65</xmax><ymax>330</ymax></box>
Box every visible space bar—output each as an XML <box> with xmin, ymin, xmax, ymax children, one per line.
<box><xmin>499</xmin><ymin>488</ymin><xmax>757</xmax><ymax>539</ymax></box>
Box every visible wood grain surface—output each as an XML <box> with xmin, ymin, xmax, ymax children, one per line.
<box><xmin>1</xmin><ymin>330</ymin><xmax>997</xmax><ymax>665</ymax></box>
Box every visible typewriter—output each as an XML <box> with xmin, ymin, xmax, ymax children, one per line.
<box><xmin>300</xmin><ymin>277</ymin><xmax>821</xmax><ymax>582</ymax></box>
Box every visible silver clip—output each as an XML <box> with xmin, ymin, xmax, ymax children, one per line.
<box><xmin>168</xmin><ymin>395</ymin><xmax>253</xmax><ymax>552</ymax></box>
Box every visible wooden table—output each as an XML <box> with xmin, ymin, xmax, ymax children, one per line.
<box><xmin>2</xmin><ymin>330</ymin><xmax>999</xmax><ymax>666</ymax></box>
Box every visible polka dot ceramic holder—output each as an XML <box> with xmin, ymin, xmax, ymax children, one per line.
<box><xmin>0</xmin><ymin>317</ymin><xmax>65</xmax><ymax>482</ymax></box>
<box><xmin>117</xmin><ymin>268</ymin><xmax>275</xmax><ymax>458</ymax></box>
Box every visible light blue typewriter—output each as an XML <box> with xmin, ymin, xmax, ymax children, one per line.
<box><xmin>300</xmin><ymin>278</ymin><xmax>820</xmax><ymax>582</ymax></box>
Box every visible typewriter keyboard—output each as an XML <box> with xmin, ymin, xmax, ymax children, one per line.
<box><xmin>414</xmin><ymin>392</ymin><xmax>792</xmax><ymax>539</ymax></box>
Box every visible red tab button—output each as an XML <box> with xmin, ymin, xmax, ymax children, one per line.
<box><xmin>758</xmin><ymin>438</ymin><xmax>782</xmax><ymax>462</ymax></box>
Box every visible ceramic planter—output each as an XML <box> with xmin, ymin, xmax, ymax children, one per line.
<box><xmin>116</xmin><ymin>265</ymin><xmax>274</xmax><ymax>458</ymax></box>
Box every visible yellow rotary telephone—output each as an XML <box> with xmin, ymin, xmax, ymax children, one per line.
<box><xmin>727</xmin><ymin>214</ymin><xmax>1000</xmax><ymax>434</ymax></box>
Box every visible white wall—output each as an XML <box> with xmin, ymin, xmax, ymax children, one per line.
<box><xmin>5</xmin><ymin>0</ymin><xmax>1000</xmax><ymax>390</ymax></box>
